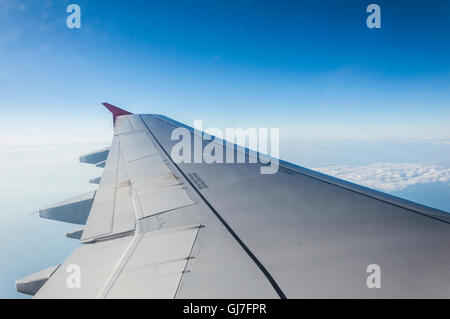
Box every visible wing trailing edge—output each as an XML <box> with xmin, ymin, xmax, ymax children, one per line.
<box><xmin>16</xmin><ymin>265</ymin><xmax>60</xmax><ymax>296</ymax></box>
<box><xmin>38</xmin><ymin>191</ymin><xmax>96</xmax><ymax>225</ymax></box>
<box><xmin>79</xmin><ymin>147</ymin><xmax>110</xmax><ymax>164</ymax></box>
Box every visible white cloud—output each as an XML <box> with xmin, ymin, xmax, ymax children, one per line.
<box><xmin>313</xmin><ymin>163</ymin><xmax>450</xmax><ymax>191</ymax></box>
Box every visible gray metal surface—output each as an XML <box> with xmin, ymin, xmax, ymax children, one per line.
<box><xmin>66</xmin><ymin>228</ymin><xmax>83</xmax><ymax>240</ymax></box>
<box><xmin>16</xmin><ymin>265</ymin><xmax>60</xmax><ymax>296</ymax></box>
<box><xmin>79</xmin><ymin>147</ymin><xmax>110</xmax><ymax>165</ymax></box>
<box><xmin>95</xmin><ymin>161</ymin><xmax>106</xmax><ymax>168</ymax></box>
<box><xmin>105</xmin><ymin>225</ymin><xmax>200</xmax><ymax>298</ymax></box>
<box><xmin>23</xmin><ymin>112</ymin><xmax>450</xmax><ymax>299</ymax></box>
<box><xmin>142</xmin><ymin>114</ymin><xmax>450</xmax><ymax>298</ymax></box>
<box><xmin>39</xmin><ymin>191</ymin><xmax>96</xmax><ymax>225</ymax></box>
<box><xmin>35</xmin><ymin>236</ymin><xmax>132</xmax><ymax>298</ymax></box>
<box><xmin>89</xmin><ymin>176</ymin><xmax>101</xmax><ymax>184</ymax></box>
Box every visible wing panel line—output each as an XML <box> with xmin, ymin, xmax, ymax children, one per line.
<box><xmin>139</xmin><ymin>115</ymin><xmax>287</xmax><ymax>300</ymax></box>
<box><xmin>152</xmin><ymin>114</ymin><xmax>450</xmax><ymax>224</ymax></box>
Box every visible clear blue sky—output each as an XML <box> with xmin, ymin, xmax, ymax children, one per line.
<box><xmin>1</xmin><ymin>1</ymin><xmax>449</xmax><ymax>298</ymax></box>
<box><xmin>0</xmin><ymin>0</ymin><xmax>449</xmax><ymax>141</ymax></box>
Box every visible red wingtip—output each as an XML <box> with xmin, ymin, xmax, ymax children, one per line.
<box><xmin>102</xmin><ymin>102</ymin><xmax>132</xmax><ymax>125</ymax></box>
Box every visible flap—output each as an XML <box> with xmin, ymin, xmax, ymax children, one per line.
<box><xmin>79</xmin><ymin>147</ymin><xmax>110</xmax><ymax>164</ymax></box>
<box><xmin>16</xmin><ymin>265</ymin><xmax>60</xmax><ymax>296</ymax></box>
<box><xmin>39</xmin><ymin>191</ymin><xmax>96</xmax><ymax>225</ymax></box>
<box><xmin>66</xmin><ymin>227</ymin><xmax>84</xmax><ymax>240</ymax></box>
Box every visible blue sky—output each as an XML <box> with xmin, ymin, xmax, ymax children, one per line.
<box><xmin>0</xmin><ymin>0</ymin><xmax>449</xmax><ymax>298</ymax></box>
<box><xmin>0</xmin><ymin>0</ymin><xmax>449</xmax><ymax>141</ymax></box>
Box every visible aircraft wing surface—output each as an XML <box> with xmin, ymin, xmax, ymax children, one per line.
<box><xmin>18</xmin><ymin>103</ymin><xmax>450</xmax><ymax>298</ymax></box>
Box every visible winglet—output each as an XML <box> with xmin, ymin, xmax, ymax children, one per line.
<box><xmin>102</xmin><ymin>102</ymin><xmax>132</xmax><ymax>125</ymax></box>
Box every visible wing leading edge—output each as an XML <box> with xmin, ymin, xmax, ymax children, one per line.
<box><xmin>18</xmin><ymin>103</ymin><xmax>450</xmax><ymax>298</ymax></box>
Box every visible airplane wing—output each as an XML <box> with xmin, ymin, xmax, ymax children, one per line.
<box><xmin>17</xmin><ymin>103</ymin><xmax>450</xmax><ymax>298</ymax></box>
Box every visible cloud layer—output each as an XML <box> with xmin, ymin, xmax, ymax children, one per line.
<box><xmin>313</xmin><ymin>163</ymin><xmax>450</xmax><ymax>191</ymax></box>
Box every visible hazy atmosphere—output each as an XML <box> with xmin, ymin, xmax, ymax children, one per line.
<box><xmin>0</xmin><ymin>0</ymin><xmax>448</xmax><ymax>297</ymax></box>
